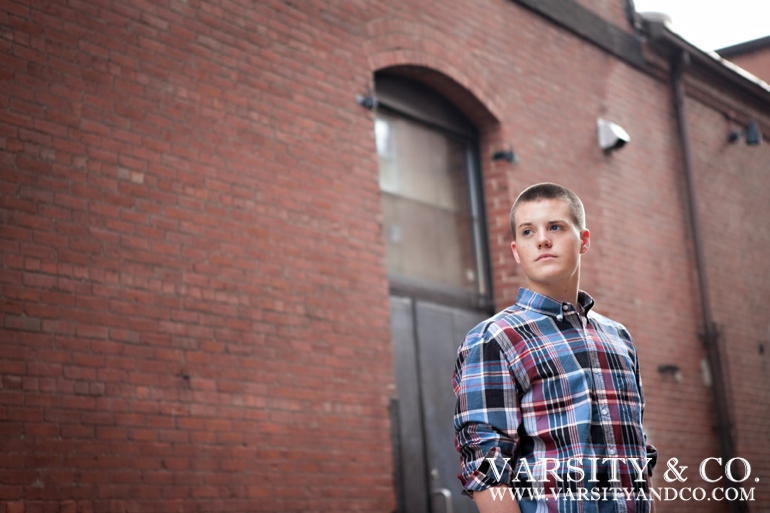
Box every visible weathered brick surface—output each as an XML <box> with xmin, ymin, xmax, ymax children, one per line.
<box><xmin>724</xmin><ymin>48</ymin><xmax>770</xmax><ymax>83</ymax></box>
<box><xmin>685</xmin><ymin>86</ymin><xmax>770</xmax><ymax>507</ymax></box>
<box><xmin>2</xmin><ymin>1</ymin><xmax>393</xmax><ymax>511</ymax></box>
<box><xmin>1</xmin><ymin>0</ymin><xmax>768</xmax><ymax>512</ymax></box>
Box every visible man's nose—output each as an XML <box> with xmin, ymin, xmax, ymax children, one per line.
<box><xmin>537</xmin><ymin>233</ymin><xmax>552</xmax><ymax>248</ymax></box>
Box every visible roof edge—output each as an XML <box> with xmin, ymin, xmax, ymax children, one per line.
<box><xmin>717</xmin><ymin>34</ymin><xmax>770</xmax><ymax>58</ymax></box>
<box><xmin>639</xmin><ymin>15</ymin><xmax>770</xmax><ymax>105</ymax></box>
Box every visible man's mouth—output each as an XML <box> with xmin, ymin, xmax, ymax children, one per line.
<box><xmin>536</xmin><ymin>254</ymin><xmax>556</xmax><ymax>261</ymax></box>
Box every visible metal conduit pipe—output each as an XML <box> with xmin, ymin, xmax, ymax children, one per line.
<box><xmin>670</xmin><ymin>50</ymin><xmax>748</xmax><ymax>513</ymax></box>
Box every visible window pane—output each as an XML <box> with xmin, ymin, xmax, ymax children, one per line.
<box><xmin>376</xmin><ymin>111</ymin><xmax>480</xmax><ymax>295</ymax></box>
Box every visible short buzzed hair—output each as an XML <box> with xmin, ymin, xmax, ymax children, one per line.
<box><xmin>509</xmin><ymin>183</ymin><xmax>585</xmax><ymax>239</ymax></box>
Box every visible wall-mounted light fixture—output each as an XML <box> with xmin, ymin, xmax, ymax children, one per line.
<box><xmin>597</xmin><ymin>118</ymin><xmax>630</xmax><ymax>154</ymax></box>
<box><xmin>355</xmin><ymin>94</ymin><xmax>378</xmax><ymax>110</ymax></box>
<box><xmin>657</xmin><ymin>364</ymin><xmax>682</xmax><ymax>382</ymax></box>
<box><xmin>728</xmin><ymin>119</ymin><xmax>762</xmax><ymax>145</ymax></box>
<box><xmin>746</xmin><ymin>120</ymin><xmax>762</xmax><ymax>145</ymax></box>
<box><xmin>492</xmin><ymin>147</ymin><xmax>518</xmax><ymax>163</ymax></box>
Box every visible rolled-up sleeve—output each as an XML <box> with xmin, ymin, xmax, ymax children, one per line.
<box><xmin>627</xmin><ymin>327</ymin><xmax>658</xmax><ymax>477</ymax></box>
<box><xmin>453</xmin><ymin>328</ymin><xmax>521</xmax><ymax>495</ymax></box>
<box><xmin>638</xmin><ymin>361</ymin><xmax>658</xmax><ymax>476</ymax></box>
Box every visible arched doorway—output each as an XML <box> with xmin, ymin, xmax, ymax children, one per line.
<box><xmin>375</xmin><ymin>71</ymin><xmax>492</xmax><ymax>513</ymax></box>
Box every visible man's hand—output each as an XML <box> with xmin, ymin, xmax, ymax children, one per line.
<box><xmin>473</xmin><ymin>486</ymin><xmax>521</xmax><ymax>513</ymax></box>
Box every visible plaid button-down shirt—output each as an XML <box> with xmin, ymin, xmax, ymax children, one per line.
<box><xmin>454</xmin><ymin>288</ymin><xmax>656</xmax><ymax>513</ymax></box>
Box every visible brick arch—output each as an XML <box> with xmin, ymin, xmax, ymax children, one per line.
<box><xmin>365</xmin><ymin>17</ymin><xmax>502</xmax><ymax>130</ymax></box>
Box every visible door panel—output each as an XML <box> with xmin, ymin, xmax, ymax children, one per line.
<box><xmin>416</xmin><ymin>301</ymin><xmax>487</xmax><ymax>513</ymax></box>
<box><xmin>391</xmin><ymin>296</ymin><xmax>431</xmax><ymax>513</ymax></box>
<box><xmin>391</xmin><ymin>296</ymin><xmax>487</xmax><ymax>513</ymax></box>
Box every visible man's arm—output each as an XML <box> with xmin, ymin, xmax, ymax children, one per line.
<box><xmin>629</xmin><ymin>333</ymin><xmax>658</xmax><ymax>477</ymax></box>
<box><xmin>453</xmin><ymin>330</ymin><xmax>521</xmax><ymax>502</ymax></box>
<box><xmin>474</xmin><ymin>487</ymin><xmax>521</xmax><ymax>513</ymax></box>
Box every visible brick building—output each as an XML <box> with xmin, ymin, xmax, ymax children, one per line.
<box><xmin>1</xmin><ymin>1</ymin><xmax>769</xmax><ymax>513</ymax></box>
<box><xmin>718</xmin><ymin>35</ymin><xmax>770</xmax><ymax>84</ymax></box>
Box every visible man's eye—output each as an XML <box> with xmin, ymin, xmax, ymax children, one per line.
<box><xmin>549</xmin><ymin>225</ymin><xmax>560</xmax><ymax>231</ymax></box>
<box><xmin>522</xmin><ymin>229</ymin><xmax>532</xmax><ymax>236</ymax></box>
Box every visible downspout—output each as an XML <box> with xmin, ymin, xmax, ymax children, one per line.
<box><xmin>670</xmin><ymin>50</ymin><xmax>748</xmax><ymax>513</ymax></box>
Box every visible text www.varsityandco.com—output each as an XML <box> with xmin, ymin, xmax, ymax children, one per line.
<box><xmin>488</xmin><ymin>485</ymin><xmax>755</xmax><ymax>502</ymax></box>
<box><xmin>485</xmin><ymin>456</ymin><xmax>758</xmax><ymax>502</ymax></box>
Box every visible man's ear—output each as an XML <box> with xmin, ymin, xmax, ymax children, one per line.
<box><xmin>580</xmin><ymin>229</ymin><xmax>591</xmax><ymax>255</ymax></box>
<box><xmin>511</xmin><ymin>240</ymin><xmax>521</xmax><ymax>263</ymax></box>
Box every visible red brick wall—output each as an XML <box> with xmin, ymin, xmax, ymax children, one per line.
<box><xmin>2</xmin><ymin>0</ymin><xmax>768</xmax><ymax>512</ymax></box>
<box><xmin>728</xmin><ymin>48</ymin><xmax>770</xmax><ymax>83</ymax></box>
<box><xmin>686</xmin><ymin>88</ymin><xmax>770</xmax><ymax>506</ymax></box>
<box><xmin>1</xmin><ymin>1</ymin><xmax>394</xmax><ymax>512</ymax></box>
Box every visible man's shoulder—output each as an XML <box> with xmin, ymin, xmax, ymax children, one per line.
<box><xmin>587</xmin><ymin>309</ymin><xmax>625</xmax><ymax>327</ymax></box>
<box><xmin>587</xmin><ymin>309</ymin><xmax>634</xmax><ymax>342</ymax></box>
<box><xmin>462</xmin><ymin>304</ymin><xmax>540</xmax><ymax>348</ymax></box>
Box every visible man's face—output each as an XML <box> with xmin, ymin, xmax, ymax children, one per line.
<box><xmin>510</xmin><ymin>198</ymin><xmax>590</xmax><ymax>292</ymax></box>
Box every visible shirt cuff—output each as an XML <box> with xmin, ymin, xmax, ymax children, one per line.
<box><xmin>646</xmin><ymin>444</ymin><xmax>658</xmax><ymax>476</ymax></box>
<box><xmin>460</xmin><ymin>447</ymin><xmax>515</xmax><ymax>496</ymax></box>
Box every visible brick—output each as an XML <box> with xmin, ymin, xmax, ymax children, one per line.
<box><xmin>59</xmin><ymin>500</ymin><xmax>76</xmax><ymax>513</ymax></box>
<box><xmin>72</xmin><ymin>381</ymin><xmax>90</xmax><ymax>396</ymax></box>
<box><xmin>7</xmin><ymin>502</ymin><xmax>24</xmax><ymax>513</ymax></box>
<box><xmin>2</xmin><ymin>375</ymin><xmax>22</xmax><ymax>389</ymax></box>
<box><xmin>3</xmin><ymin>315</ymin><xmax>42</xmax><ymax>332</ymax></box>
<box><xmin>61</xmin><ymin>424</ymin><xmax>95</xmax><ymax>439</ymax></box>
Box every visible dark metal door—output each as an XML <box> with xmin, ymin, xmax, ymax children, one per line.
<box><xmin>390</xmin><ymin>296</ymin><xmax>487</xmax><ymax>513</ymax></box>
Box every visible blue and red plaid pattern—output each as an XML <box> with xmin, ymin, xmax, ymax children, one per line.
<box><xmin>454</xmin><ymin>288</ymin><xmax>656</xmax><ymax>513</ymax></box>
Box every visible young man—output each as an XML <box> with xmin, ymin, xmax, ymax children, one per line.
<box><xmin>453</xmin><ymin>183</ymin><xmax>656</xmax><ymax>513</ymax></box>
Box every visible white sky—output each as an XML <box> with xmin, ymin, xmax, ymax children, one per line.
<box><xmin>633</xmin><ymin>0</ymin><xmax>770</xmax><ymax>51</ymax></box>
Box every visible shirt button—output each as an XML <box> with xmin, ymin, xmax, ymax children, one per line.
<box><xmin>608</xmin><ymin>448</ymin><xmax>616</xmax><ymax>455</ymax></box>
<box><xmin>601</xmin><ymin>408</ymin><xmax>609</xmax><ymax>415</ymax></box>
<box><xmin>562</xmin><ymin>304</ymin><xmax>569</xmax><ymax>311</ymax></box>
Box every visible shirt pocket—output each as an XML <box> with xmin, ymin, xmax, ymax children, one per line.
<box><xmin>603</xmin><ymin>349</ymin><xmax>642</xmax><ymax>420</ymax></box>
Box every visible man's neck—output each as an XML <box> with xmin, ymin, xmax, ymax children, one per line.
<box><xmin>525</xmin><ymin>279</ymin><xmax>579</xmax><ymax>307</ymax></box>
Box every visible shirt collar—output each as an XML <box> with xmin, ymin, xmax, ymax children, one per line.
<box><xmin>515</xmin><ymin>287</ymin><xmax>595</xmax><ymax>318</ymax></box>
